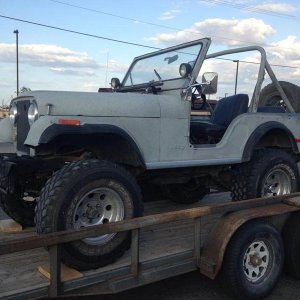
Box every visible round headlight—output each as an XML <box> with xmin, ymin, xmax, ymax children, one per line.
<box><xmin>110</xmin><ymin>77</ymin><xmax>121</xmax><ymax>89</ymax></box>
<box><xmin>179</xmin><ymin>63</ymin><xmax>192</xmax><ymax>78</ymax></box>
<box><xmin>28</xmin><ymin>102</ymin><xmax>39</xmax><ymax>126</ymax></box>
<box><xmin>9</xmin><ymin>102</ymin><xmax>18</xmax><ymax>125</ymax></box>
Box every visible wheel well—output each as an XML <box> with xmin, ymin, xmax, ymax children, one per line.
<box><xmin>36</xmin><ymin>131</ymin><xmax>145</xmax><ymax>168</ymax></box>
<box><xmin>255</xmin><ymin>128</ymin><xmax>294</xmax><ymax>149</ymax></box>
<box><xmin>243</xmin><ymin>122</ymin><xmax>298</xmax><ymax>161</ymax></box>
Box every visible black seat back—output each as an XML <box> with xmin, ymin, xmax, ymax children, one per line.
<box><xmin>211</xmin><ymin>94</ymin><xmax>249</xmax><ymax>127</ymax></box>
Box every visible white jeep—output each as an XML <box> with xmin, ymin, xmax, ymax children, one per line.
<box><xmin>1</xmin><ymin>38</ymin><xmax>300</xmax><ymax>270</ymax></box>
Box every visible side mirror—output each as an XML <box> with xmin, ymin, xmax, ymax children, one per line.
<box><xmin>201</xmin><ymin>72</ymin><xmax>218</xmax><ymax>94</ymax></box>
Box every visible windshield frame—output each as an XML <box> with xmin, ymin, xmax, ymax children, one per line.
<box><xmin>119</xmin><ymin>38</ymin><xmax>211</xmax><ymax>92</ymax></box>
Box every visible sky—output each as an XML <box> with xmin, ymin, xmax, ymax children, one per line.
<box><xmin>0</xmin><ymin>0</ymin><xmax>300</xmax><ymax>104</ymax></box>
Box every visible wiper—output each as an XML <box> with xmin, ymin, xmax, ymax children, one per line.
<box><xmin>154</xmin><ymin>69</ymin><xmax>162</xmax><ymax>82</ymax></box>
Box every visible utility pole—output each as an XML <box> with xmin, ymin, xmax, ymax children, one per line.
<box><xmin>233</xmin><ymin>60</ymin><xmax>239</xmax><ymax>95</ymax></box>
<box><xmin>13</xmin><ymin>30</ymin><xmax>19</xmax><ymax>95</ymax></box>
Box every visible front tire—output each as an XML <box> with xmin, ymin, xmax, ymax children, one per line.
<box><xmin>222</xmin><ymin>220</ymin><xmax>284</xmax><ymax>299</ymax></box>
<box><xmin>231</xmin><ymin>149</ymin><xmax>299</xmax><ymax>200</ymax></box>
<box><xmin>35</xmin><ymin>159</ymin><xmax>143</xmax><ymax>271</ymax></box>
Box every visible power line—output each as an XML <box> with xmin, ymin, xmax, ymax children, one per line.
<box><xmin>48</xmin><ymin>0</ymin><xmax>252</xmax><ymax>45</ymax></box>
<box><xmin>200</xmin><ymin>0</ymin><xmax>300</xmax><ymax>21</ymax></box>
<box><xmin>49</xmin><ymin>0</ymin><xmax>180</xmax><ymax>32</ymax></box>
<box><xmin>0</xmin><ymin>14</ymin><xmax>299</xmax><ymax>71</ymax></box>
<box><xmin>0</xmin><ymin>14</ymin><xmax>161</xmax><ymax>51</ymax></box>
<box><xmin>48</xmin><ymin>0</ymin><xmax>300</xmax><ymax>53</ymax></box>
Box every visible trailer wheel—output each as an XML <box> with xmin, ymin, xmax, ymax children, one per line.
<box><xmin>231</xmin><ymin>149</ymin><xmax>299</xmax><ymax>200</ymax></box>
<box><xmin>258</xmin><ymin>81</ymin><xmax>300</xmax><ymax>112</ymax></box>
<box><xmin>0</xmin><ymin>186</ymin><xmax>36</xmax><ymax>227</ymax></box>
<box><xmin>222</xmin><ymin>220</ymin><xmax>284</xmax><ymax>299</ymax></box>
<box><xmin>35</xmin><ymin>159</ymin><xmax>143</xmax><ymax>271</ymax></box>
<box><xmin>283</xmin><ymin>212</ymin><xmax>300</xmax><ymax>279</ymax></box>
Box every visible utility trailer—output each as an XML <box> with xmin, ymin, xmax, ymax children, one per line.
<box><xmin>1</xmin><ymin>192</ymin><xmax>300</xmax><ymax>299</ymax></box>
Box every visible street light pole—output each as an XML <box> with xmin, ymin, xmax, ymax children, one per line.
<box><xmin>13</xmin><ymin>30</ymin><xmax>19</xmax><ymax>95</ymax></box>
<box><xmin>233</xmin><ymin>60</ymin><xmax>239</xmax><ymax>95</ymax></box>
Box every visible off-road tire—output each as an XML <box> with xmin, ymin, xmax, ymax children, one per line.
<box><xmin>0</xmin><ymin>187</ymin><xmax>35</xmax><ymax>227</ymax></box>
<box><xmin>259</xmin><ymin>81</ymin><xmax>300</xmax><ymax>112</ymax></box>
<box><xmin>282</xmin><ymin>212</ymin><xmax>300</xmax><ymax>279</ymax></box>
<box><xmin>35</xmin><ymin>159</ymin><xmax>143</xmax><ymax>271</ymax></box>
<box><xmin>231</xmin><ymin>149</ymin><xmax>299</xmax><ymax>200</ymax></box>
<box><xmin>221</xmin><ymin>220</ymin><xmax>284</xmax><ymax>299</ymax></box>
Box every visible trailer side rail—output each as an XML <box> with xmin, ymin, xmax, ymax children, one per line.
<box><xmin>1</xmin><ymin>193</ymin><xmax>300</xmax><ymax>298</ymax></box>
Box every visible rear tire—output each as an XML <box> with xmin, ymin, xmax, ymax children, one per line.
<box><xmin>35</xmin><ymin>159</ymin><xmax>143</xmax><ymax>271</ymax></box>
<box><xmin>231</xmin><ymin>149</ymin><xmax>299</xmax><ymax>200</ymax></box>
<box><xmin>222</xmin><ymin>220</ymin><xmax>284</xmax><ymax>299</ymax></box>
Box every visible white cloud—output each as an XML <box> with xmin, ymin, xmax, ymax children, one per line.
<box><xmin>0</xmin><ymin>43</ymin><xmax>99</xmax><ymax>68</ymax></box>
<box><xmin>266</xmin><ymin>36</ymin><xmax>300</xmax><ymax>81</ymax></box>
<box><xmin>247</xmin><ymin>2</ymin><xmax>297</xmax><ymax>13</ymax></box>
<box><xmin>158</xmin><ymin>9</ymin><xmax>181</xmax><ymax>20</ymax></box>
<box><xmin>106</xmin><ymin>59</ymin><xmax>129</xmax><ymax>73</ymax></box>
<box><xmin>50</xmin><ymin>67</ymin><xmax>96</xmax><ymax>77</ymax></box>
<box><xmin>147</xmin><ymin>18</ymin><xmax>276</xmax><ymax>46</ymax></box>
<box><xmin>269</xmin><ymin>36</ymin><xmax>300</xmax><ymax>61</ymax></box>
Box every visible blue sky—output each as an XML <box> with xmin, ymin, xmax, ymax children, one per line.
<box><xmin>0</xmin><ymin>0</ymin><xmax>300</xmax><ymax>103</ymax></box>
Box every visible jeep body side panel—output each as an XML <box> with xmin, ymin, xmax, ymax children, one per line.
<box><xmin>147</xmin><ymin>112</ymin><xmax>300</xmax><ymax>169</ymax></box>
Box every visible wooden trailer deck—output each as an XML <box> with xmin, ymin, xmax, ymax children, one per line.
<box><xmin>1</xmin><ymin>192</ymin><xmax>300</xmax><ymax>299</ymax></box>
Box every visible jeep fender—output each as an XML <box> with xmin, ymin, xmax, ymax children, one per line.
<box><xmin>242</xmin><ymin>121</ymin><xmax>298</xmax><ymax>162</ymax></box>
<box><xmin>25</xmin><ymin>117</ymin><xmax>145</xmax><ymax>167</ymax></box>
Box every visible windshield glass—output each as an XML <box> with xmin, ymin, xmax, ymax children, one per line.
<box><xmin>123</xmin><ymin>43</ymin><xmax>202</xmax><ymax>86</ymax></box>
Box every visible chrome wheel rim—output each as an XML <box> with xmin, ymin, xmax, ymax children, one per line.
<box><xmin>243</xmin><ymin>240</ymin><xmax>270</xmax><ymax>283</ymax></box>
<box><xmin>72</xmin><ymin>187</ymin><xmax>124</xmax><ymax>245</ymax></box>
<box><xmin>261</xmin><ymin>166</ymin><xmax>292</xmax><ymax>197</ymax></box>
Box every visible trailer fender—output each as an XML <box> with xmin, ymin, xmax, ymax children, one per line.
<box><xmin>199</xmin><ymin>202</ymin><xmax>299</xmax><ymax>279</ymax></box>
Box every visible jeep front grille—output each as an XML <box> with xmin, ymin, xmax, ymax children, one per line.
<box><xmin>16</xmin><ymin>100</ymin><xmax>31</xmax><ymax>154</ymax></box>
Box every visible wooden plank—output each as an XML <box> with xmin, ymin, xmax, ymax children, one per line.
<box><xmin>0</xmin><ymin>219</ymin><xmax>22</xmax><ymax>233</ymax></box>
<box><xmin>283</xmin><ymin>196</ymin><xmax>300</xmax><ymax>207</ymax></box>
<box><xmin>0</xmin><ymin>194</ymin><xmax>227</xmax><ymax>298</ymax></box>
<box><xmin>38</xmin><ymin>263</ymin><xmax>83</xmax><ymax>282</ymax></box>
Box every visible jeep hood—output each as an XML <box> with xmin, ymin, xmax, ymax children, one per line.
<box><xmin>17</xmin><ymin>91</ymin><xmax>164</xmax><ymax>118</ymax></box>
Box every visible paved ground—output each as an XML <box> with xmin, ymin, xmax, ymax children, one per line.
<box><xmin>83</xmin><ymin>271</ymin><xmax>300</xmax><ymax>300</ymax></box>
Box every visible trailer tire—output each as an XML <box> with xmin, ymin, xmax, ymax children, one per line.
<box><xmin>222</xmin><ymin>220</ymin><xmax>284</xmax><ymax>299</ymax></box>
<box><xmin>283</xmin><ymin>212</ymin><xmax>300</xmax><ymax>279</ymax></box>
<box><xmin>35</xmin><ymin>159</ymin><xmax>143</xmax><ymax>271</ymax></box>
<box><xmin>258</xmin><ymin>81</ymin><xmax>300</xmax><ymax>112</ymax></box>
<box><xmin>231</xmin><ymin>149</ymin><xmax>299</xmax><ymax>200</ymax></box>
